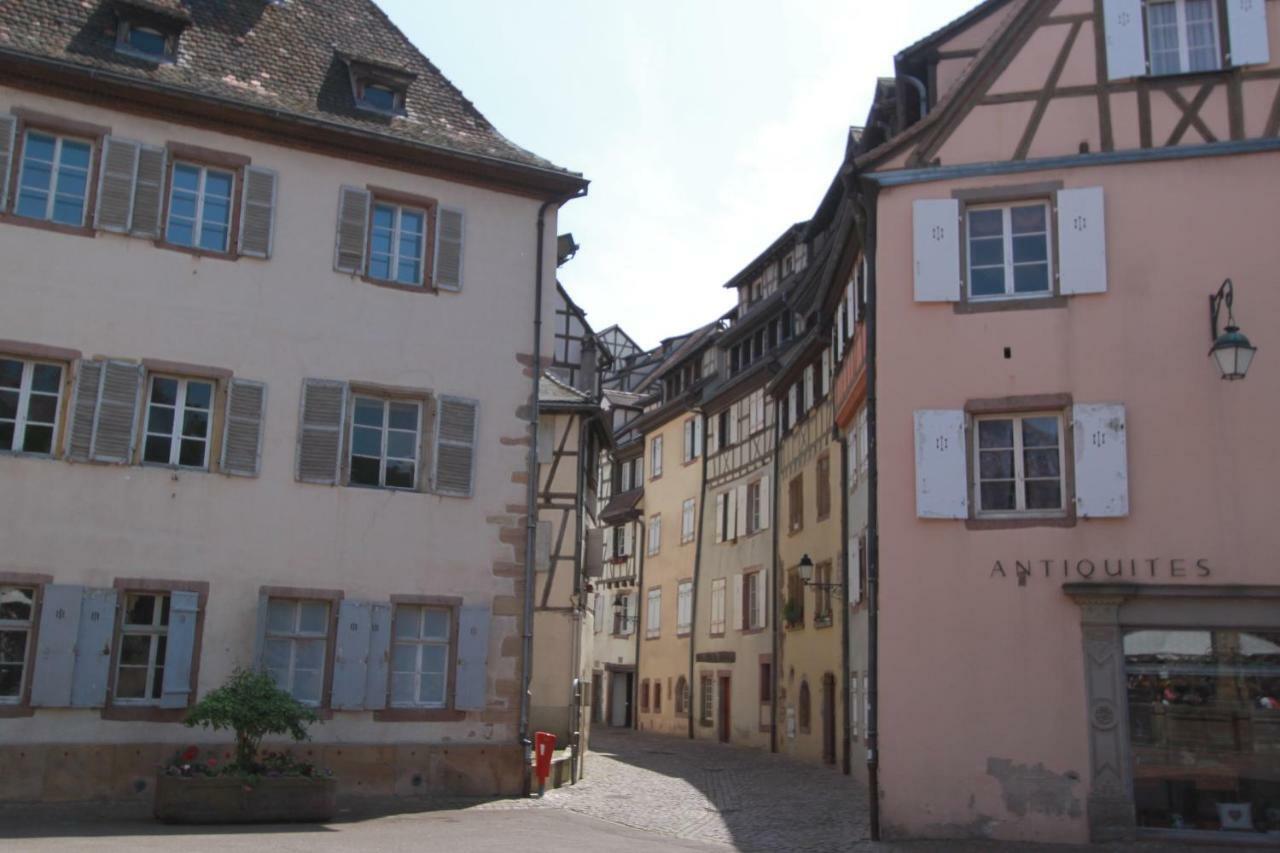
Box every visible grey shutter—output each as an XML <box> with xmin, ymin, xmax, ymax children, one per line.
<box><xmin>331</xmin><ymin>599</ymin><xmax>372</xmax><ymax>710</ymax></box>
<box><xmin>90</xmin><ymin>360</ymin><xmax>143</xmax><ymax>463</ymax></box>
<box><xmin>912</xmin><ymin>199</ymin><xmax>961</xmax><ymax>302</ymax></box>
<box><xmin>434</xmin><ymin>207</ymin><xmax>465</xmax><ymax>291</ymax></box>
<box><xmin>333</xmin><ymin>186</ymin><xmax>370</xmax><ymax>274</ymax></box>
<box><xmin>65</xmin><ymin>360</ymin><xmax>103</xmax><ymax>462</ymax></box>
<box><xmin>364</xmin><ymin>602</ymin><xmax>391</xmax><ymax>710</ymax></box>
<box><xmin>70</xmin><ymin>587</ymin><xmax>117</xmax><ymax>708</ymax></box>
<box><xmin>433</xmin><ymin>396</ymin><xmax>479</xmax><ymax>497</ymax></box>
<box><xmin>731</xmin><ymin>574</ymin><xmax>743</xmax><ymax>630</ymax></box>
<box><xmin>714</xmin><ymin>493</ymin><xmax>725</xmax><ymax>543</ymax></box>
<box><xmin>584</xmin><ymin>527</ymin><xmax>604</xmax><ymax>578</ymax></box>
<box><xmin>29</xmin><ymin>584</ymin><xmax>84</xmax><ymax>707</ymax></box>
<box><xmin>94</xmin><ymin>136</ymin><xmax>140</xmax><ymax>233</ymax></box>
<box><xmin>239</xmin><ymin>166</ymin><xmax>278</xmax><ymax>259</ymax></box>
<box><xmin>1103</xmin><ymin>0</ymin><xmax>1147</xmax><ymax>80</ymax></box>
<box><xmin>159</xmin><ymin>590</ymin><xmax>199</xmax><ymax>709</ymax></box>
<box><xmin>252</xmin><ymin>592</ymin><xmax>269</xmax><ymax>669</ymax></box>
<box><xmin>535</xmin><ymin>520</ymin><xmax>552</xmax><ymax>571</ymax></box>
<box><xmin>759</xmin><ymin>474</ymin><xmax>771</xmax><ymax>531</ymax></box>
<box><xmin>1073</xmin><ymin>403</ymin><xmax>1130</xmax><ymax>518</ymax></box>
<box><xmin>221</xmin><ymin>379</ymin><xmax>267</xmax><ymax>477</ymax></box>
<box><xmin>454</xmin><ymin>603</ymin><xmax>490</xmax><ymax>710</ymax></box>
<box><xmin>129</xmin><ymin>144</ymin><xmax>166</xmax><ymax>239</ymax></box>
<box><xmin>1057</xmin><ymin>187</ymin><xmax>1108</xmax><ymax>295</ymax></box>
<box><xmin>0</xmin><ymin>114</ymin><xmax>15</xmax><ymax>214</ymax></box>
<box><xmin>296</xmin><ymin>379</ymin><xmax>347</xmax><ymax>484</ymax></box>
<box><xmin>913</xmin><ymin>409</ymin><xmax>968</xmax><ymax>519</ymax></box>
<box><xmin>1226</xmin><ymin>0</ymin><xmax>1270</xmax><ymax>66</ymax></box>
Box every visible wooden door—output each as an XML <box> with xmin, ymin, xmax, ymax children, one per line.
<box><xmin>718</xmin><ymin>676</ymin><xmax>731</xmax><ymax>743</ymax></box>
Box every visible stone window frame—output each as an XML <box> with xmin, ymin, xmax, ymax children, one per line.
<box><xmin>374</xmin><ymin>594</ymin><xmax>464</xmax><ymax>723</ymax></box>
<box><xmin>0</xmin><ymin>571</ymin><xmax>52</xmax><ymax>718</ymax></box>
<box><xmin>2</xmin><ymin>108</ymin><xmax>110</xmax><ymax>240</ymax></box>
<box><xmin>1064</xmin><ymin>582</ymin><xmax>1280</xmax><ymax>843</ymax></box>
<box><xmin>258</xmin><ymin>585</ymin><xmax>342</xmax><ymax>720</ymax></box>
<box><xmin>158</xmin><ymin>141</ymin><xmax>250</xmax><ymax>261</ymax></box>
<box><xmin>0</xmin><ymin>341</ymin><xmax>80</xmax><ymax>460</ymax></box>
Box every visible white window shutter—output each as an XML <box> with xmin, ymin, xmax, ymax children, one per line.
<box><xmin>622</xmin><ymin>523</ymin><xmax>632</xmax><ymax>557</ymax></box>
<box><xmin>728</xmin><ymin>407</ymin><xmax>740</xmax><ymax>445</ymax></box>
<box><xmin>239</xmin><ymin>166</ymin><xmax>279</xmax><ymax>259</ymax></box>
<box><xmin>434</xmin><ymin>207</ymin><xmax>465</xmax><ymax>291</ymax></box>
<box><xmin>714</xmin><ymin>493</ymin><xmax>725</xmax><ymax>543</ymax></box>
<box><xmin>90</xmin><ymin>360</ymin><xmax>143</xmax><ymax>463</ymax></box>
<box><xmin>735</xmin><ymin>484</ymin><xmax>747</xmax><ymax>538</ymax></box>
<box><xmin>727</xmin><ymin>487</ymin><xmax>739</xmax><ymax>539</ymax></box>
<box><xmin>623</xmin><ymin>592</ymin><xmax>637</xmax><ymax>636</ymax></box>
<box><xmin>757</xmin><ymin>568</ymin><xmax>768</xmax><ymax>629</ymax></box>
<box><xmin>732</xmin><ymin>573</ymin><xmax>744</xmax><ymax>630</ymax></box>
<box><xmin>94</xmin><ymin>136</ymin><xmax>140</xmax><ymax>233</ymax></box>
<box><xmin>848</xmin><ymin>539</ymin><xmax>862</xmax><ymax>605</ymax></box>
<box><xmin>787</xmin><ymin>386</ymin><xmax>798</xmax><ymax>425</ymax></box>
<box><xmin>1073</xmin><ymin>403</ymin><xmax>1130</xmax><ymax>518</ymax></box>
<box><xmin>433</xmin><ymin>396</ymin><xmax>479</xmax><ymax>497</ymax></box>
<box><xmin>759</xmin><ymin>474</ymin><xmax>771</xmax><ymax>531</ymax></box>
<box><xmin>1226</xmin><ymin>0</ymin><xmax>1270</xmax><ymax>66</ymax></box>
<box><xmin>130</xmin><ymin>144</ymin><xmax>167</xmax><ymax>239</ymax></box>
<box><xmin>65</xmin><ymin>360</ymin><xmax>103</xmax><ymax>462</ymax></box>
<box><xmin>694</xmin><ymin>417</ymin><xmax>703</xmax><ymax>457</ymax></box>
<box><xmin>804</xmin><ymin>366</ymin><xmax>815</xmax><ymax>410</ymax></box>
<box><xmin>912</xmin><ymin>199</ymin><xmax>961</xmax><ymax>302</ymax></box>
<box><xmin>913</xmin><ymin>409</ymin><xmax>968</xmax><ymax>519</ymax></box>
<box><xmin>1103</xmin><ymin>0</ymin><xmax>1147</xmax><ymax>80</ymax></box>
<box><xmin>1057</xmin><ymin>187</ymin><xmax>1108</xmax><ymax>295</ymax></box>
<box><xmin>330</xmin><ymin>599</ymin><xmax>372</xmax><ymax>711</ymax></box>
<box><xmin>222</xmin><ymin>379</ymin><xmax>267</xmax><ymax>477</ymax></box>
<box><xmin>334</xmin><ymin>186</ymin><xmax>371</xmax><ymax>274</ymax></box>
<box><xmin>295</xmin><ymin>378</ymin><xmax>347</xmax><ymax>484</ymax></box>
<box><xmin>0</xmin><ymin>114</ymin><xmax>13</xmax><ymax>214</ymax></box>
<box><xmin>455</xmin><ymin>603</ymin><xmax>491</xmax><ymax>710</ymax></box>
<box><xmin>708</xmin><ymin>412</ymin><xmax>719</xmax><ymax>455</ymax></box>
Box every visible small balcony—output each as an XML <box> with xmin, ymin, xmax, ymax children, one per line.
<box><xmin>833</xmin><ymin>325</ymin><xmax>867</xmax><ymax>429</ymax></box>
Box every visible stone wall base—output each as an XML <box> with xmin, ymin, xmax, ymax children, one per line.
<box><xmin>0</xmin><ymin>742</ymin><xmax>524</xmax><ymax>804</ymax></box>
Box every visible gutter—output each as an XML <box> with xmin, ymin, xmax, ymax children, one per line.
<box><xmin>633</xmin><ymin>516</ymin><xmax>645</xmax><ymax>730</ymax></box>
<box><xmin>570</xmin><ymin>414</ymin><xmax>589</xmax><ymax>785</ymax></box>
<box><xmin>688</xmin><ymin>409</ymin><xmax>710</xmax><ymax>740</ymax></box>
<box><xmin>839</xmin><ymin>424</ymin><xmax>851</xmax><ymax>776</ymax></box>
<box><xmin>769</xmin><ymin>400</ymin><xmax>782</xmax><ymax>754</ymax></box>
<box><xmin>521</xmin><ymin>188</ymin><xmax>586</xmax><ymax>796</ymax></box>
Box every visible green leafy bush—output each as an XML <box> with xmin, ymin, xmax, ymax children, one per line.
<box><xmin>783</xmin><ymin>597</ymin><xmax>804</xmax><ymax>628</ymax></box>
<box><xmin>184</xmin><ymin>668</ymin><xmax>319</xmax><ymax>773</ymax></box>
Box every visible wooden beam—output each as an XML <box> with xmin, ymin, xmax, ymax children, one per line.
<box><xmin>1014</xmin><ymin>21</ymin><xmax>1084</xmax><ymax>161</ymax></box>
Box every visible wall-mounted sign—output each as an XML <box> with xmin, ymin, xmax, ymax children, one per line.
<box><xmin>991</xmin><ymin>557</ymin><xmax>1212</xmax><ymax>582</ymax></box>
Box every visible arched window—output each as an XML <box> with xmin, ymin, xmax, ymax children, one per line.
<box><xmin>675</xmin><ymin>676</ymin><xmax>689</xmax><ymax>715</ymax></box>
<box><xmin>799</xmin><ymin>680</ymin><xmax>812</xmax><ymax>734</ymax></box>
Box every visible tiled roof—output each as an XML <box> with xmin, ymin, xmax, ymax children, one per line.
<box><xmin>600</xmin><ymin>488</ymin><xmax>643</xmax><ymax>524</ymax></box>
<box><xmin>0</xmin><ymin>0</ymin><xmax>575</xmax><ymax>177</ymax></box>
<box><xmin>539</xmin><ymin>372</ymin><xmax>595</xmax><ymax>407</ymax></box>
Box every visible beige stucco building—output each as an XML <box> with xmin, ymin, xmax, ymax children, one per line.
<box><xmin>0</xmin><ymin>0</ymin><xmax>585</xmax><ymax>804</ymax></box>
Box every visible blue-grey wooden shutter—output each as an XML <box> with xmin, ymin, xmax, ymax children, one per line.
<box><xmin>334</xmin><ymin>186</ymin><xmax>370</xmax><ymax>274</ymax></box>
<box><xmin>70</xmin><ymin>588</ymin><xmax>117</xmax><ymax>708</ymax></box>
<box><xmin>432</xmin><ymin>396</ymin><xmax>479</xmax><ymax>497</ymax></box>
<box><xmin>0</xmin><ymin>114</ymin><xmax>15</xmax><ymax>215</ymax></box>
<box><xmin>238</xmin><ymin>166</ymin><xmax>278</xmax><ymax>259</ymax></box>
<box><xmin>65</xmin><ymin>360</ymin><xmax>103</xmax><ymax>462</ymax></box>
<box><xmin>296</xmin><ymin>379</ymin><xmax>347</xmax><ymax>484</ymax></box>
<box><xmin>330</xmin><ymin>599</ymin><xmax>371</xmax><ymax>710</ymax></box>
<box><xmin>129</xmin><ymin>144</ymin><xmax>166</xmax><ymax>239</ymax></box>
<box><xmin>252</xmin><ymin>591</ymin><xmax>269</xmax><ymax>669</ymax></box>
<box><xmin>90</xmin><ymin>360</ymin><xmax>143</xmax><ymax>463</ymax></box>
<box><xmin>221</xmin><ymin>379</ymin><xmax>267</xmax><ymax>477</ymax></box>
<box><xmin>454</xmin><ymin>603</ymin><xmax>490</xmax><ymax>711</ymax></box>
<box><xmin>159</xmin><ymin>590</ymin><xmax>200</xmax><ymax>709</ymax></box>
<box><xmin>29</xmin><ymin>584</ymin><xmax>84</xmax><ymax>707</ymax></box>
<box><xmin>434</xmin><ymin>207</ymin><xmax>464</xmax><ymax>291</ymax></box>
<box><xmin>364</xmin><ymin>602</ymin><xmax>391</xmax><ymax>710</ymax></box>
<box><xmin>94</xmin><ymin>136</ymin><xmax>140</xmax><ymax>233</ymax></box>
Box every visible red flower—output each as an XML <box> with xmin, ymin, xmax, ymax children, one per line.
<box><xmin>180</xmin><ymin>746</ymin><xmax>200</xmax><ymax>763</ymax></box>
<box><xmin>207</xmin><ymin>758</ymin><xmax>218</xmax><ymax>768</ymax></box>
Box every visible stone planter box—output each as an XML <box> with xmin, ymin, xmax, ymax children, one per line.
<box><xmin>154</xmin><ymin>774</ymin><xmax>338</xmax><ymax>824</ymax></box>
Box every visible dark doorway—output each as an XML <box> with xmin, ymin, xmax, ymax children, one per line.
<box><xmin>592</xmin><ymin>672</ymin><xmax>603</xmax><ymax>725</ymax></box>
<box><xmin>610</xmin><ymin>670</ymin><xmax>633</xmax><ymax>728</ymax></box>
<box><xmin>718</xmin><ymin>676</ymin><xmax>731</xmax><ymax>743</ymax></box>
<box><xmin>822</xmin><ymin>673</ymin><xmax>837</xmax><ymax>765</ymax></box>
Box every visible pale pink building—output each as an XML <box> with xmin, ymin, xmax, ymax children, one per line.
<box><xmin>842</xmin><ymin>0</ymin><xmax>1280</xmax><ymax>844</ymax></box>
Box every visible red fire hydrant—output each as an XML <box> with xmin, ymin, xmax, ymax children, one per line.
<box><xmin>534</xmin><ymin>731</ymin><xmax>556</xmax><ymax>795</ymax></box>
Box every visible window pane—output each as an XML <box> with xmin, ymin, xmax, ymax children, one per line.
<box><xmin>129</xmin><ymin>27</ymin><xmax>168</xmax><ymax>55</ymax></box>
<box><xmin>150</xmin><ymin>377</ymin><xmax>178</xmax><ymax>406</ymax></box>
<box><xmin>166</xmin><ymin>220</ymin><xmax>194</xmax><ymax>247</ymax></box>
<box><xmin>182</xmin><ymin>410</ymin><xmax>209</xmax><ymax>439</ymax></box>
<box><xmin>170</xmin><ymin>192</ymin><xmax>198</xmax><ymax>221</ymax></box>
<box><xmin>351</xmin><ymin>426</ymin><xmax>382</xmax><ymax>457</ymax></box>
<box><xmin>1022</xmin><ymin>417</ymin><xmax>1059</xmax><ymax>447</ymax></box>
<box><xmin>362</xmin><ymin>85</ymin><xmax>398</xmax><ymax>112</ymax></box>
<box><xmin>980</xmin><ymin>481</ymin><xmax>1016</xmax><ymax>511</ymax></box>
<box><xmin>1010</xmin><ymin>205</ymin><xmax>1046</xmax><ymax>234</ymax></box>
<box><xmin>200</xmin><ymin>224</ymin><xmax>228</xmax><ymax>253</ymax></box>
<box><xmin>0</xmin><ymin>663</ymin><xmax>22</xmax><ymax>698</ymax></box>
<box><xmin>178</xmin><ymin>438</ymin><xmax>206</xmax><ymax>468</ymax></box>
<box><xmin>172</xmin><ymin>165</ymin><xmax>200</xmax><ymax>192</ymax></box>
<box><xmin>16</xmin><ymin>190</ymin><xmax>48</xmax><ymax>220</ymax></box>
<box><xmin>970</xmin><ymin>267</ymin><xmax>1005</xmax><ymax>297</ymax></box>
<box><xmin>399</xmin><ymin>210</ymin><xmax>424</xmax><ymax>237</ymax></box>
<box><xmin>143</xmin><ymin>435</ymin><xmax>172</xmax><ymax>464</ymax></box>
<box><xmin>298</xmin><ymin>601</ymin><xmax>329</xmax><ymax>634</ymax></box>
<box><xmin>0</xmin><ymin>588</ymin><xmax>33</xmax><ymax>622</ymax></box>
<box><xmin>1012</xmin><ymin>234</ymin><xmax>1047</xmax><ymax>264</ymax></box>
<box><xmin>419</xmin><ymin>673</ymin><xmax>445</xmax><ymax>705</ymax></box>
<box><xmin>184</xmin><ymin>381</ymin><xmax>212</xmax><ymax>411</ymax></box>
<box><xmin>55</xmin><ymin>168</ymin><xmax>87</xmax><ymax>202</ymax></box>
<box><xmin>394</xmin><ymin>608</ymin><xmax>420</xmax><ymax>640</ymax></box>
<box><xmin>979</xmin><ymin>449</ymin><xmax>1014</xmax><ymax>479</ymax></box>
<box><xmin>1025</xmin><ymin>480</ymin><xmax>1062</xmax><ymax>510</ymax></box>
<box><xmin>353</xmin><ymin>399</ymin><xmax>384</xmax><ymax>427</ymax></box>
<box><xmin>24</xmin><ymin>133</ymin><xmax>55</xmax><ymax>164</ymax></box>
<box><xmin>1013</xmin><ymin>263</ymin><xmax>1050</xmax><ymax>294</ymax></box>
<box><xmin>969</xmin><ymin>236</ymin><xmax>1003</xmax><ymax>267</ymax></box>
<box><xmin>370</xmin><ymin>227</ymin><xmax>393</xmax><ymax>256</ymax></box>
<box><xmin>266</xmin><ymin>600</ymin><xmax>295</xmax><ymax>633</ymax></box>
<box><xmin>385</xmin><ymin>460</ymin><xmax>414</xmax><ymax>489</ymax></box>
<box><xmin>349</xmin><ymin>456</ymin><xmax>381</xmax><ymax>486</ymax></box>
<box><xmin>204</xmin><ymin>171</ymin><xmax>233</xmax><ymax>200</ymax></box>
<box><xmin>385</xmin><ymin>430</ymin><xmax>415</xmax><ymax>459</ymax></box>
<box><xmin>294</xmin><ymin>638</ymin><xmax>324</xmax><ymax>670</ymax></box>
<box><xmin>1024</xmin><ymin>448</ymin><xmax>1061</xmax><ymax>478</ymax></box>
<box><xmin>292</xmin><ymin>669</ymin><xmax>322</xmax><ymax>704</ymax></box>
<box><xmin>0</xmin><ymin>631</ymin><xmax>27</xmax><ymax>666</ymax></box>
<box><xmin>0</xmin><ymin>360</ymin><xmax>21</xmax><ymax>389</ymax></box>
<box><xmin>119</xmin><ymin>634</ymin><xmax>151</xmax><ymax>666</ymax></box>
<box><xmin>372</xmin><ymin>205</ymin><xmax>395</xmax><ymax>230</ymax></box>
<box><xmin>60</xmin><ymin>140</ymin><xmax>91</xmax><ymax>170</ymax></box>
<box><xmin>115</xmin><ymin>667</ymin><xmax>148</xmax><ymax>699</ymax></box>
<box><xmin>420</xmin><ymin>644</ymin><xmax>447</xmax><ymax>676</ymax></box>
<box><xmin>977</xmin><ymin>419</ymin><xmax>1014</xmax><ymax>449</ymax></box>
<box><xmin>0</xmin><ymin>390</ymin><xmax>16</xmax><ymax>421</ymax></box>
<box><xmin>263</xmin><ymin>638</ymin><xmax>291</xmax><ymax>670</ymax></box>
<box><xmin>422</xmin><ymin>609</ymin><xmax>449</xmax><ymax>640</ymax></box>
<box><xmin>391</xmin><ymin>673</ymin><xmax>414</xmax><ymax>705</ymax></box>
<box><xmin>147</xmin><ymin>405</ymin><xmax>175</xmax><ymax>435</ymax></box>
<box><xmin>391</xmin><ymin>642</ymin><xmax>416</xmax><ymax>672</ymax></box>
<box><xmin>387</xmin><ymin>403</ymin><xmax>418</xmax><ymax>431</ymax></box>
<box><xmin>968</xmin><ymin>209</ymin><xmax>1003</xmax><ymax>238</ymax></box>
<box><xmin>26</xmin><ymin>394</ymin><xmax>57</xmax><ymax>424</ymax></box>
<box><xmin>368</xmin><ymin>256</ymin><xmax>391</xmax><ymax>281</ymax></box>
<box><xmin>21</xmin><ymin>425</ymin><xmax>53</xmax><ymax>455</ymax></box>
<box><xmin>52</xmin><ymin>196</ymin><xmax>84</xmax><ymax>226</ymax></box>
<box><xmin>124</xmin><ymin>594</ymin><xmax>157</xmax><ymax>626</ymax></box>
<box><xmin>31</xmin><ymin>364</ymin><xmax>61</xmax><ymax>394</ymax></box>
<box><xmin>396</xmin><ymin>258</ymin><xmax>420</xmax><ymax>285</ymax></box>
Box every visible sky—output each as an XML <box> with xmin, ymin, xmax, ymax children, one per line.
<box><xmin>381</xmin><ymin>1</ymin><xmax>980</xmax><ymax>350</ymax></box>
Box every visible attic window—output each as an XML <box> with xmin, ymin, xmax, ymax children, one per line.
<box><xmin>115</xmin><ymin>20</ymin><xmax>178</xmax><ymax>62</ymax></box>
<box><xmin>338</xmin><ymin>51</ymin><xmax>417</xmax><ymax>117</ymax></box>
<box><xmin>357</xmin><ymin>80</ymin><xmax>402</xmax><ymax>114</ymax></box>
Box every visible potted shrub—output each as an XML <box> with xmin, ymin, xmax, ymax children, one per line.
<box><xmin>154</xmin><ymin>668</ymin><xmax>336</xmax><ymax>824</ymax></box>
<box><xmin>783</xmin><ymin>597</ymin><xmax>804</xmax><ymax>629</ymax></box>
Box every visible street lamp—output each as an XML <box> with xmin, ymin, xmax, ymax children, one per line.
<box><xmin>798</xmin><ymin>553</ymin><xmax>843</xmax><ymax>590</ymax></box>
<box><xmin>1209</xmin><ymin>279</ymin><xmax>1257</xmax><ymax>381</ymax></box>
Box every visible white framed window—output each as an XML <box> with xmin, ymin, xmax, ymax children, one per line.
<box><xmin>745</xmin><ymin>572</ymin><xmax>763</xmax><ymax>630</ymax></box>
<box><xmin>650</xmin><ymin>435</ymin><xmax>663</xmax><ymax>479</ymax></box>
<box><xmin>1146</xmin><ymin>0</ymin><xmax>1221</xmax><ymax>75</ymax></box>
<box><xmin>681</xmin><ymin>498</ymin><xmax>696</xmax><ymax>544</ymax></box>
<box><xmin>350</xmin><ymin>396</ymin><xmax>422</xmax><ymax>490</ymax></box>
<box><xmin>0</xmin><ymin>358</ymin><xmax>63</xmax><ymax>457</ymax></box>
<box><xmin>974</xmin><ymin>413</ymin><xmax>1066</xmax><ymax>516</ymax></box>
<box><xmin>967</xmin><ymin>202</ymin><xmax>1052</xmax><ymax>300</ymax></box>
<box><xmin>114</xmin><ymin>593</ymin><xmax>170</xmax><ymax>705</ymax></box>
<box><xmin>390</xmin><ymin>605</ymin><xmax>451</xmax><ymax>708</ymax></box>
<box><xmin>746</xmin><ymin>480</ymin><xmax>762</xmax><ymax>535</ymax></box>
<box><xmin>646</xmin><ymin>588</ymin><xmax>661</xmax><ymax>639</ymax></box>
<box><xmin>143</xmin><ymin>376</ymin><xmax>214</xmax><ymax>469</ymax></box>
<box><xmin>15</xmin><ymin>130</ymin><xmax>93</xmax><ymax>226</ymax></box>
<box><xmin>264</xmin><ymin>599</ymin><xmax>330</xmax><ymax>706</ymax></box>
<box><xmin>682</xmin><ymin>417</ymin><xmax>702</xmax><ymax>463</ymax></box>
<box><xmin>709</xmin><ymin>578</ymin><xmax>726</xmax><ymax>635</ymax></box>
<box><xmin>357</xmin><ymin>81</ymin><xmax>403</xmax><ymax>114</ymax></box>
<box><xmin>700</xmin><ymin>674</ymin><xmax>714</xmax><ymax>724</ymax></box>
<box><xmin>369</xmin><ymin>202</ymin><xmax>427</xmax><ymax>286</ymax></box>
<box><xmin>167</xmin><ymin>163</ymin><xmax>235</xmax><ymax>253</ymax></box>
<box><xmin>677</xmin><ymin>581</ymin><xmax>693</xmax><ymax>635</ymax></box>
<box><xmin>647</xmin><ymin>513</ymin><xmax>662</xmax><ymax>556</ymax></box>
<box><xmin>0</xmin><ymin>586</ymin><xmax>36</xmax><ymax>703</ymax></box>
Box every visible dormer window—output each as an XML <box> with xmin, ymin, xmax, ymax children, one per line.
<box><xmin>357</xmin><ymin>81</ymin><xmax>402</xmax><ymax>114</ymax></box>
<box><xmin>338</xmin><ymin>50</ymin><xmax>417</xmax><ymax>118</ymax></box>
<box><xmin>110</xmin><ymin>0</ymin><xmax>187</xmax><ymax>64</ymax></box>
<box><xmin>124</xmin><ymin>24</ymin><xmax>168</xmax><ymax>58</ymax></box>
